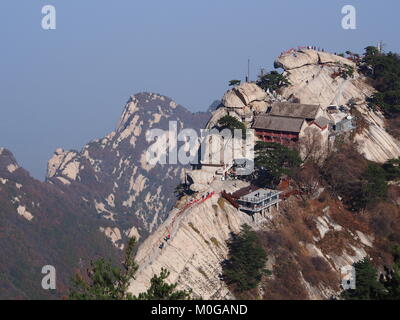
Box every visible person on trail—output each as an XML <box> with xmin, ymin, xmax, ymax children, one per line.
<box><xmin>159</xmin><ymin>243</ymin><xmax>164</xmax><ymax>249</ymax></box>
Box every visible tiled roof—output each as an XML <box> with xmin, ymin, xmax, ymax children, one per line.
<box><xmin>252</xmin><ymin>115</ymin><xmax>304</xmax><ymax>133</ymax></box>
<box><xmin>269</xmin><ymin>102</ymin><xmax>320</xmax><ymax>119</ymax></box>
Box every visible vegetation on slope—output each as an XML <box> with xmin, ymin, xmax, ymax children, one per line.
<box><xmin>69</xmin><ymin>238</ymin><xmax>191</xmax><ymax>300</ymax></box>
<box><xmin>222</xmin><ymin>224</ymin><xmax>269</xmax><ymax>296</ymax></box>
<box><xmin>256</xmin><ymin>71</ymin><xmax>290</xmax><ymax>93</ymax></box>
<box><xmin>342</xmin><ymin>249</ymin><xmax>400</xmax><ymax>300</ymax></box>
<box><xmin>217</xmin><ymin>115</ymin><xmax>247</xmax><ymax>138</ymax></box>
<box><xmin>254</xmin><ymin>141</ymin><xmax>302</xmax><ymax>186</ymax></box>
<box><xmin>0</xmin><ymin>167</ymin><xmax>121</xmax><ymax>300</ymax></box>
<box><xmin>321</xmin><ymin>143</ymin><xmax>388</xmax><ymax>211</ymax></box>
<box><xmin>240</xmin><ymin>133</ymin><xmax>400</xmax><ymax>298</ymax></box>
<box><xmin>360</xmin><ymin>46</ymin><xmax>400</xmax><ymax>118</ymax></box>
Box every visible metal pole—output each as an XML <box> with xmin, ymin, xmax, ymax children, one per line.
<box><xmin>248</xmin><ymin>59</ymin><xmax>250</xmax><ymax>82</ymax></box>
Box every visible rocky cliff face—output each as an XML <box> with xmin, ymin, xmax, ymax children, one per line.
<box><xmin>0</xmin><ymin>93</ymin><xmax>210</xmax><ymax>299</ymax></box>
<box><xmin>275</xmin><ymin>49</ymin><xmax>400</xmax><ymax>163</ymax></box>
<box><xmin>128</xmin><ymin>176</ymin><xmax>377</xmax><ymax>300</ymax></box>
<box><xmin>128</xmin><ymin>50</ymin><xmax>400</xmax><ymax>300</ymax></box>
<box><xmin>128</xmin><ymin>180</ymin><xmax>255</xmax><ymax>299</ymax></box>
<box><xmin>46</xmin><ymin>93</ymin><xmax>210</xmax><ymax>243</ymax></box>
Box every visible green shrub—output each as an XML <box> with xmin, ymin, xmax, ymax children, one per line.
<box><xmin>256</xmin><ymin>71</ymin><xmax>290</xmax><ymax>92</ymax></box>
<box><xmin>222</xmin><ymin>225</ymin><xmax>268</xmax><ymax>293</ymax></box>
<box><xmin>217</xmin><ymin>115</ymin><xmax>247</xmax><ymax>138</ymax></box>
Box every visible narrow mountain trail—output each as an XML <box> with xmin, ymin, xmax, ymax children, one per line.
<box><xmin>136</xmin><ymin>191</ymin><xmax>218</xmax><ymax>272</ymax></box>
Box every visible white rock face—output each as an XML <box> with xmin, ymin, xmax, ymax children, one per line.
<box><xmin>17</xmin><ymin>205</ymin><xmax>34</xmax><ymax>221</ymax></box>
<box><xmin>206</xmin><ymin>82</ymin><xmax>270</xmax><ymax>133</ymax></box>
<box><xmin>106</xmin><ymin>194</ymin><xmax>115</xmax><ymax>207</ymax></box>
<box><xmin>125</xmin><ymin>226</ymin><xmax>141</xmax><ymax>240</ymax></box>
<box><xmin>57</xmin><ymin>177</ymin><xmax>71</xmax><ymax>185</ymax></box>
<box><xmin>100</xmin><ymin>227</ymin><xmax>123</xmax><ymax>250</ymax></box>
<box><xmin>116</xmin><ymin>98</ymin><xmax>139</xmax><ymax>132</ymax></box>
<box><xmin>276</xmin><ymin>60</ymin><xmax>368</xmax><ymax>107</ymax></box>
<box><xmin>276</xmin><ymin>49</ymin><xmax>400</xmax><ymax>163</ymax></box>
<box><xmin>318</xmin><ymin>51</ymin><xmax>356</xmax><ymax>67</ymax></box>
<box><xmin>129</xmin><ymin>194</ymin><xmax>254</xmax><ymax>299</ymax></box>
<box><xmin>354</xmin><ymin>106</ymin><xmax>400</xmax><ymax>162</ymax></box>
<box><xmin>205</xmin><ymin>107</ymin><xmax>230</xmax><ymax>129</ymax></box>
<box><xmin>222</xmin><ymin>83</ymin><xmax>267</xmax><ymax>109</ymax></box>
<box><xmin>7</xmin><ymin>164</ymin><xmax>18</xmax><ymax>173</ymax></box>
<box><xmin>275</xmin><ymin>49</ymin><xmax>354</xmax><ymax>71</ymax></box>
<box><xmin>94</xmin><ymin>201</ymin><xmax>115</xmax><ymax>221</ymax></box>
<box><xmin>187</xmin><ymin>170</ymin><xmax>214</xmax><ymax>192</ymax></box>
<box><xmin>47</xmin><ymin>149</ymin><xmax>79</xmax><ymax>180</ymax></box>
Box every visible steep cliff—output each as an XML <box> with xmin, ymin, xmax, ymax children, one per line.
<box><xmin>128</xmin><ymin>177</ymin><xmax>376</xmax><ymax>299</ymax></box>
<box><xmin>129</xmin><ymin>50</ymin><xmax>400</xmax><ymax>300</ymax></box>
<box><xmin>129</xmin><ymin>180</ymin><xmax>255</xmax><ymax>299</ymax></box>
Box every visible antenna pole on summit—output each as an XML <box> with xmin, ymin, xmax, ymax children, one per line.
<box><xmin>247</xmin><ymin>59</ymin><xmax>250</xmax><ymax>82</ymax></box>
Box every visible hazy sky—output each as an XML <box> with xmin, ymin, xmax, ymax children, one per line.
<box><xmin>1</xmin><ymin>0</ymin><xmax>399</xmax><ymax>179</ymax></box>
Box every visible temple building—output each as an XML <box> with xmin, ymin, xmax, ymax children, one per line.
<box><xmin>252</xmin><ymin>102</ymin><xmax>329</xmax><ymax>146</ymax></box>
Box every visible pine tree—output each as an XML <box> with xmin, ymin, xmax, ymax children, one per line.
<box><xmin>222</xmin><ymin>225</ymin><xmax>269</xmax><ymax>293</ymax></box>
<box><xmin>137</xmin><ymin>268</ymin><xmax>192</xmax><ymax>300</ymax></box>
<box><xmin>256</xmin><ymin>71</ymin><xmax>290</xmax><ymax>92</ymax></box>
<box><xmin>254</xmin><ymin>141</ymin><xmax>302</xmax><ymax>186</ymax></box>
<box><xmin>69</xmin><ymin>237</ymin><xmax>138</xmax><ymax>300</ymax></box>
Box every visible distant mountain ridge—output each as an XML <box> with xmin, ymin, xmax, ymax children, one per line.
<box><xmin>0</xmin><ymin>93</ymin><xmax>210</xmax><ymax>299</ymax></box>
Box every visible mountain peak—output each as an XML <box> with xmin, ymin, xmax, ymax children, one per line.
<box><xmin>116</xmin><ymin>92</ymin><xmax>185</xmax><ymax>134</ymax></box>
<box><xmin>0</xmin><ymin>148</ymin><xmax>19</xmax><ymax>174</ymax></box>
